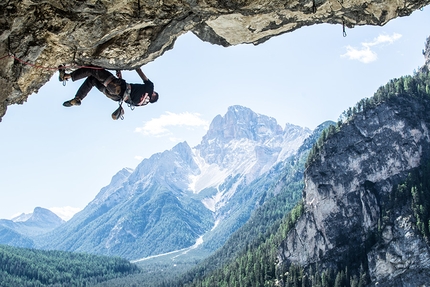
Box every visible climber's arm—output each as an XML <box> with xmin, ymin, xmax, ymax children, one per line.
<box><xmin>135</xmin><ymin>68</ymin><xmax>149</xmax><ymax>82</ymax></box>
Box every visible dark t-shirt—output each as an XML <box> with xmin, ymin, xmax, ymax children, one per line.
<box><xmin>129</xmin><ymin>79</ymin><xmax>154</xmax><ymax>106</ymax></box>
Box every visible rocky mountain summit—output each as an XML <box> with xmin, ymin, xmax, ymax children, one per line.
<box><xmin>0</xmin><ymin>207</ymin><xmax>64</xmax><ymax>247</ymax></box>
<box><xmin>1</xmin><ymin>0</ymin><xmax>429</xmax><ymax>121</ymax></box>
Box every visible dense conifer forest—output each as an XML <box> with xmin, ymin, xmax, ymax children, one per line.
<box><xmin>0</xmin><ymin>245</ymin><xmax>139</xmax><ymax>286</ymax></box>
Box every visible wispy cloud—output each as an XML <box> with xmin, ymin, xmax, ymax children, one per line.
<box><xmin>135</xmin><ymin>112</ymin><xmax>209</xmax><ymax>137</ymax></box>
<box><xmin>341</xmin><ymin>33</ymin><xmax>402</xmax><ymax>63</ymax></box>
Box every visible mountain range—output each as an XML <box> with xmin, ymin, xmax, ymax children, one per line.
<box><xmin>0</xmin><ymin>207</ymin><xmax>63</xmax><ymax>247</ymax></box>
<box><xmin>1</xmin><ymin>105</ymin><xmax>325</xmax><ymax>261</ymax></box>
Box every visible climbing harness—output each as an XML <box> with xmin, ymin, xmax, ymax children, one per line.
<box><xmin>103</xmin><ymin>75</ymin><xmax>115</xmax><ymax>87</ymax></box>
<box><xmin>113</xmin><ymin>88</ymin><xmax>137</xmax><ymax>121</ymax></box>
<box><xmin>122</xmin><ymin>84</ymin><xmax>136</xmax><ymax>111</ymax></box>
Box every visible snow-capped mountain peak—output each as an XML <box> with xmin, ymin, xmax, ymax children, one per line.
<box><xmin>185</xmin><ymin>106</ymin><xmax>311</xmax><ymax>217</ymax></box>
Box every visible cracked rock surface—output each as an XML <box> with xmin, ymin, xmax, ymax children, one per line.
<box><xmin>1</xmin><ymin>0</ymin><xmax>429</xmax><ymax>120</ymax></box>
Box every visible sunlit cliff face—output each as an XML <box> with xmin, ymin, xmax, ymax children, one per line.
<box><xmin>0</xmin><ymin>0</ymin><xmax>429</xmax><ymax>120</ymax></box>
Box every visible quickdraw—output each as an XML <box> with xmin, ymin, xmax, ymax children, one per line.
<box><xmin>342</xmin><ymin>20</ymin><xmax>347</xmax><ymax>37</ymax></box>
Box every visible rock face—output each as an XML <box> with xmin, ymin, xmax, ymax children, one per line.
<box><xmin>1</xmin><ymin>0</ymin><xmax>429</xmax><ymax>120</ymax></box>
<box><xmin>367</xmin><ymin>214</ymin><xmax>430</xmax><ymax>286</ymax></box>
<box><xmin>277</xmin><ymin>93</ymin><xmax>430</xmax><ymax>285</ymax></box>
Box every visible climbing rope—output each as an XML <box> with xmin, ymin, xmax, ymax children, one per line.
<box><xmin>1</xmin><ymin>52</ymin><xmax>112</xmax><ymax>87</ymax></box>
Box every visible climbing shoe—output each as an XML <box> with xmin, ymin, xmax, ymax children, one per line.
<box><xmin>63</xmin><ymin>98</ymin><xmax>81</xmax><ymax>107</ymax></box>
<box><xmin>111</xmin><ymin>106</ymin><xmax>124</xmax><ymax>120</ymax></box>
<box><xmin>58</xmin><ymin>65</ymin><xmax>67</xmax><ymax>82</ymax></box>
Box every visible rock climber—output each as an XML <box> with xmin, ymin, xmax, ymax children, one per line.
<box><xmin>58</xmin><ymin>66</ymin><xmax>159</xmax><ymax>120</ymax></box>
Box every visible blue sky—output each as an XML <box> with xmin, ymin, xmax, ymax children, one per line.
<box><xmin>0</xmin><ymin>8</ymin><xmax>429</xmax><ymax>220</ymax></box>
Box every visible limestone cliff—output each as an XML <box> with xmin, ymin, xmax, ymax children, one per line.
<box><xmin>1</xmin><ymin>0</ymin><xmax>429</xmax><ymax>121</ymax></box>
<box><xmin>277</xmin><ymin>72</ymin><xmax>430</xmax><ymax>284</ymax></box>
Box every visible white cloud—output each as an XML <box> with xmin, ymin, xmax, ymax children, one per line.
<box><xmin>135</xmin><ymin>112</ymin><xmax>209</xmax><ymax>137</ymax></box>
<box><xmin>363</xmin><ymin>33</ymin><xmax>402</xmax><ymax>47</ymax></box>
<box><xmin>135</xmin><ymin>155</ymin><xmax>144</xmax><ymax>161</ymax></box>
<box><xmin>341</xmin><ymin>33</ymin><xmax>402</xmax><ymax>63</ymax></box>
<box><xmin>342</xmin><ymin>46</ymin><xmax>378</xmax><ymax>63</ymax></box>
<box><xmin>48</xmin><ymin>206</ymin><xmax>82</xmax><ymax>221</ymax></box>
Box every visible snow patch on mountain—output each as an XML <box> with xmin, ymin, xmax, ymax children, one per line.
<box><xmin>189</xmin><ymin>150</ymin><xmax>228</xmax><ymax>193</ymax></box>
<box><xmin>211</xmin><ymin>219</ymin><xmax>221</xmax><ymax>231</ymax></box>
<box><xmin>11</xmin><ymin>212</ymin><xmax>33</xmax><ymax>222</ymax></box>
<box><xmin>201</xmin><ymin>190</ymin><xmax>223</xmax><ymax>212</ymax></box>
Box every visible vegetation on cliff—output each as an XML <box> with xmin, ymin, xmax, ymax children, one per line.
<box><xmin>307</xmin><ymin>67</ymin><xmax>430</xmax><ymax>168</ymax></box>
<box><xmin>388</xmin><ymin>161</ymin><xmax>430</xmax><ymax>242</ymax></box>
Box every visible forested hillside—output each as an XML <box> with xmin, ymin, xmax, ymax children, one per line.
<box><xmin>0</xmin><ymin>245</ymin><xmax>139</xmax><ymax>287</ymax></box>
